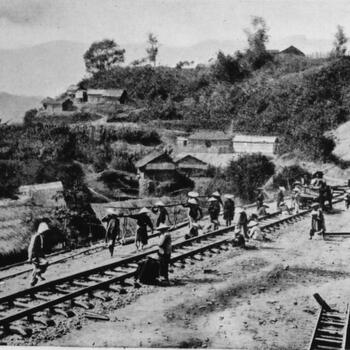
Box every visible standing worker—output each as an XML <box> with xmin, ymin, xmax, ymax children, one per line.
<box><xmin>325</xmin><ymin>185</ymin><xmax>333</xmax><ymax>211</ymax></box>
<box><xmin>309</xmin><ymin>203</ymin><xmax>326</xmax><ymax>239</ymax></box>
<box><xmin>345</xmin><ymin>190</ymin><xmax>350</xmax><ymax>209</ymax></box>
<box><xmin>158</xmin><ymin>223</ymin><xmax>172</xmax><ymax>285</ymax></box>
<box><xmin>223</xmin><ymin>194</ymin><xmax>235</xmax><ymax>226</ymax></box>
<box><xmin>28</xmin><ymin>221</ymin><xmax>49</xmax><ymax>287</ymax></box>
<box><xmin>102</xmin><ymin>209</ymin><xmax>121</xmax><ymax>257</ymax></box>
<box><xmin>236</xmin><ymin>207</ymin><xmax>249</xmax><ymax>239</ymax></box>
<box><xmin>256</xmin><ymin>189</ymin><xmax>264</xmax><ymax>209</ymax></box>
<box><xmin>292</xmin><ymin>188</ymin><xmax>301</xmax><ymax>214</ymax></box>
<box><xmin>130</xmin><ymin>208</ymin><xmax>154</xmax><ymax>251</ymax></box>
<box><xmin>208</xmin><ymin>197</ymin><xmax>220</xmax><ymax>231</ymax></box>
<box><xmin>153</xmin><ymin>201</ymin><xmax>172</xmax><ymax>228</ymax></box>
<box><xmin>276</xmin><ymin>186</ymin><xmax>285</xmax><ymax>211</ymax></box>
<box><xmin>212</xmin><ymin>190</ymin><xmax>223</xmax><ymax>208</ymax></box>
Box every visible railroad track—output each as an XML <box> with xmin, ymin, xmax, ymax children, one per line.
<box><xmin>0</xmin><ymin>192</ymin><xmax>345</xmax><ymax>339</ymax></box>
<box><xmin>309</xmin><ymin>295</ymin><xmax>350</xmax><ymax>350</ymax></box>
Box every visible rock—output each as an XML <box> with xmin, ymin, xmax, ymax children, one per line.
<box><xmin>303</xmin><ymin>308</ymin><xmax>316</xmax><ymax>315</ymax></box>
<box><xmin>294</xmin><ymin>301</ymin><xmax>298</xmax><ymax>305</ymax></box>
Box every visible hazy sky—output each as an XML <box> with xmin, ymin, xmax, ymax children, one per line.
<box><xmin>0</xmin><ymin>0</ymin><xmax>349</xmax><ymax>49</ymax></box>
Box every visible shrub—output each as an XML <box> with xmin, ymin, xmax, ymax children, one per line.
<box><xmin>206</xmin><ymin>154</ymin><xmax>275</xmax><ymax>202</ymax></box>
<box><xmin>0</xmin><ymin>160</ymin><xmax>22</xmax><ymax>198</ymax></box>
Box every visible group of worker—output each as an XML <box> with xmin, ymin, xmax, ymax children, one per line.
<box><xmin>29</xmin><ymin>179</ymin><xmax>337</xmax><ymax>287</ymax></box>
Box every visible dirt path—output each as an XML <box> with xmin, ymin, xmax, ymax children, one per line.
<box><xmin>24</xmin><ymin>202</ymin><xmax>349</xmax><ymax>349</ymax></box>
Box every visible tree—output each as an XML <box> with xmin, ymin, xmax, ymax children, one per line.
<box><xmin>244</xmin><ymin>16</ymin><xmax>272</xmax><ymax>69</ymax></box>
<box><xmin>205</xmin><ymin>154</ymin><xmax>275</xmax><ymax>202</ymax></box>
<box><xmin>83</xmin><ymin>39</ymin><xmax>125</xmax><ymax>74</ymax></box>
<box><xmin>23</xmin><ymin>109</ymin><xmax>37</xmax><ymax>127</ymax></box>
<box><xmin>212</xmin><ymin>51</ymin><xmax>248</xmax><ymax>83</ymax></box>
<box><xmin>146</xmin><ymin>33</ymin><xmax>159</xmax><ymax>67</ymax></box>
<box><xmin>332</xmin><ymin>25</ymin><xmax>348</xmax><ymax>57</ymax></box>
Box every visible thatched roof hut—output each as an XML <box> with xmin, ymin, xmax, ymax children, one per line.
<box><xmin>0</xmin><ymin>198</ymin><xmax>66</xmax><ymax>266</ymax></box>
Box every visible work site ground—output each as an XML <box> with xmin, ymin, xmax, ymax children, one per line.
<box><xmin>6</xmin><ymin>201</ymin><xmax>350</xmax><ymax>348</ymax></box>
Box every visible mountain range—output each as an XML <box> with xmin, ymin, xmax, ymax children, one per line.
<box><xmin>0</xmin><ymin>92</ymin><xmax>42</xmax><ymax>124</ymax></box>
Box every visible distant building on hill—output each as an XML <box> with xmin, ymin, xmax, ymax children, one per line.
<box><xmin>87</xmin><ymin>89</ymin><xmax>128</xmax><ymax>104</ymax></box>
<box><xmin>41</xmin><ymin>97</ymin><xmax>75</xmax><ymax>114</ymax></box>
<box><xmin>280</xmin><ymin>45</ymin><xmax>305</xmax><ymax>56</ymax></box>
<box><xmin>19</xmin><ymin>181</ymin><xmax>65</xmax><ymax>206</ymax></box>
<box><xmin>177</xmin><ymin>131</ymin><xmax>233</xmax><ymax>153</ymax></box>
<box><xmin>175</xmin><ymin>154</ymin><xmax>208</xmax><ymax>177</ymax></box>
<box><xmin>232</xmin><ymin>135</ymin><xmax>279</xmax><ymax>155</ymax></box>
<box><xmin>66</xmin><ymin>85</ymin><xmax>87</xmax><ymax>103</ymax></box>
<box><xmin>135</xmin><ymin>151</ymin><xmax>177</xmax><ymax>196</ymax></box>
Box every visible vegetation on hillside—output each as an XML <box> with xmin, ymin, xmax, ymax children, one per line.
<box><xmin>78</xmin><ymin>18</ymin><xmax>350</xmax><ymax>161</ymax></box>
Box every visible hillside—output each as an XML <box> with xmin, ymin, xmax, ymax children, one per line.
<box><xmin>0</xmin><ymin>92</ymin><xmax>42</xmax><ymax>123</ymax></box>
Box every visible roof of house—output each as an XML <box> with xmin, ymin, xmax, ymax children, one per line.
<box><xmin>87</xmin><ymin>89</ymin><xmax>126</xmax><ymax>98</ymax></box>
<box><xmin>280</xmin><ymin>45</ymin><xmax>305</xmax><ymax>56</ymax></box>
<box><xmin>19</xmin><ymin>181</ymin><xmax>63</xmax><ymax>193</ymax></box>
<box><xmin>176</xmin><ymin>153</ymin><xmax>236</xmax><ymax>168</ymax></box>
<box><xmin>233</xmin><ymin>135</ymin><xmax>278</xmax><ymax>143</ymax></box>
<box><xmin>135</xmin><ymin>151</ymin><xmax>172</xmax><ymax>169</ymax></box>
<box><xmin>188</xmin><ymin>131</ymin><xmax>232</xmax><ymax>141</ymax></box>
<box><xmin>66</xmin><ymin>85</ymin><xmax>80</xmax><ymax>93</ymax></box>
<box><xmin>102</xmin><ymin>89</ymin><xmax>127</xmax><ymax>98</ymax></box>
<box><xmin>19</xmin><ymin>181</ymin><xmax>65</xmax><ymax>206</ymax></box>
<box><xmin>174</xmin><ymin>154</ymin><xmax>208</xmax><ymax>165</ymax></box>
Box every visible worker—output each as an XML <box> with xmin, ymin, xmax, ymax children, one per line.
<box><xmin>153</xmin><ymin>201</ymin><xmax>173</xmax><ymax>227</ymax></box>
<box><xmin>212</xmin><ymin>190</ymin><xmax>223</xmax><ymax>208</ymax></box>
<box><xmin>325</xmin><ymin>185</ymin><xmax>333</xmax><ymax>211</ymax></box>
<box><xmin>185</xmin><ymin>222</ymin><xmax>200</xmax><ymax>239</ymax></box>
<box><xmin>28</xmin><ymin>221</ymin><xmax>49</xmax><ymax>287</ymax></box>
<box><xmin>184</xmin><ymin>198</ymin><xmax>203</xmax><ymax>228</ymax></box>
<box><xmin>208</xmin><ymin>197</ymin><xmax>220</xmax><ymax>231</ymax></box>
<box><xmin>236</xmin><ymin>207</ymin><xmax>249</xmax><ymax>239</ymax></box>
<box><xmin>102</xmin><ymin>209</ymin><xmax>121</xmax><ymax>257</ymax></box>
<box><xmin>256</xmin><ymin>189</ymin><xmax>264</xmax><ymax>209</ymax></box>
<box><xmin>291</xmin><ymin>188</ymin><xmax>301</xmax><ymax>213</ymax></box>
<box><xmin>345</xmin><ymin>190</ymin><xmax>350</xmax><ymax>209</ymax></box>
<box><xmin>248</xmin><ymin>220</ymin><xmax>266</xmax><ymax>241</ymax></box>
<box><xmin>130</xmin><ymin>207</ymin><xmax>154</xmax><ymax>251</ymax></box>
<box><xmin>232</xmin><ymin>227</ymin><xmax>245</xmax><ymax>248</ymax></box>
<box><xmin>157</xmin><ymin>223</ymin><xmax>172</xmax><ymax>285</ymax></box>
<box><xmin>223</xmin><ymin>194</ymin><xmax>235</xmax><ymax>226</ymax></box>
<box><xmin>188</xmin><ymin>191</ymin><xmax>199</xmax><ymax>203</ymax></box>
<box><xmin>276</xmin><ymin>186</ymin><xmax>285</xmax><ymax>210</ymax></box>
<box><xmin>309</xmin><ymin>203</ymin><xmax>326</xmax><ymax>239</ymax></box>
<box><xmin>257</xmin><ymin>204</ymin><xmax>269</xmax><ymax>217</ymax></box>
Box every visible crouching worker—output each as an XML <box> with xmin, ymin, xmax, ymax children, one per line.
<box><xmin>28</xmin><ymin>221</ymin><xmax>49</xmax><ymax>287</ymax></box>
<box><xmin>158</xmin><ymin>224</ymin><xmax>172</xmax><ymax>285</ymax></box>
<box><xmin>231</xmin><ymin>227</ymin><xmax>245</xmax><ymax>248</ymax></box>
<box><xmin>248</xmin><ymin>220</ymin><xmax>267</xmax><ymax>241</ymax></box>
<box><xmin>309</xmin><ymin>203</ymin><xmax>326</xmax><ymax>239</ymax></box>
<box><xmin>185</xmin><ymin>222</ymin><xmax>200</xmax><ymax>239</ymax></box>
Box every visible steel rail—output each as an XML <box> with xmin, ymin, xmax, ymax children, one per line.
<box><xmin>0</xmin><ymin>194</ymin><xmax>345</xmax><ymax>334</ymax></box>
